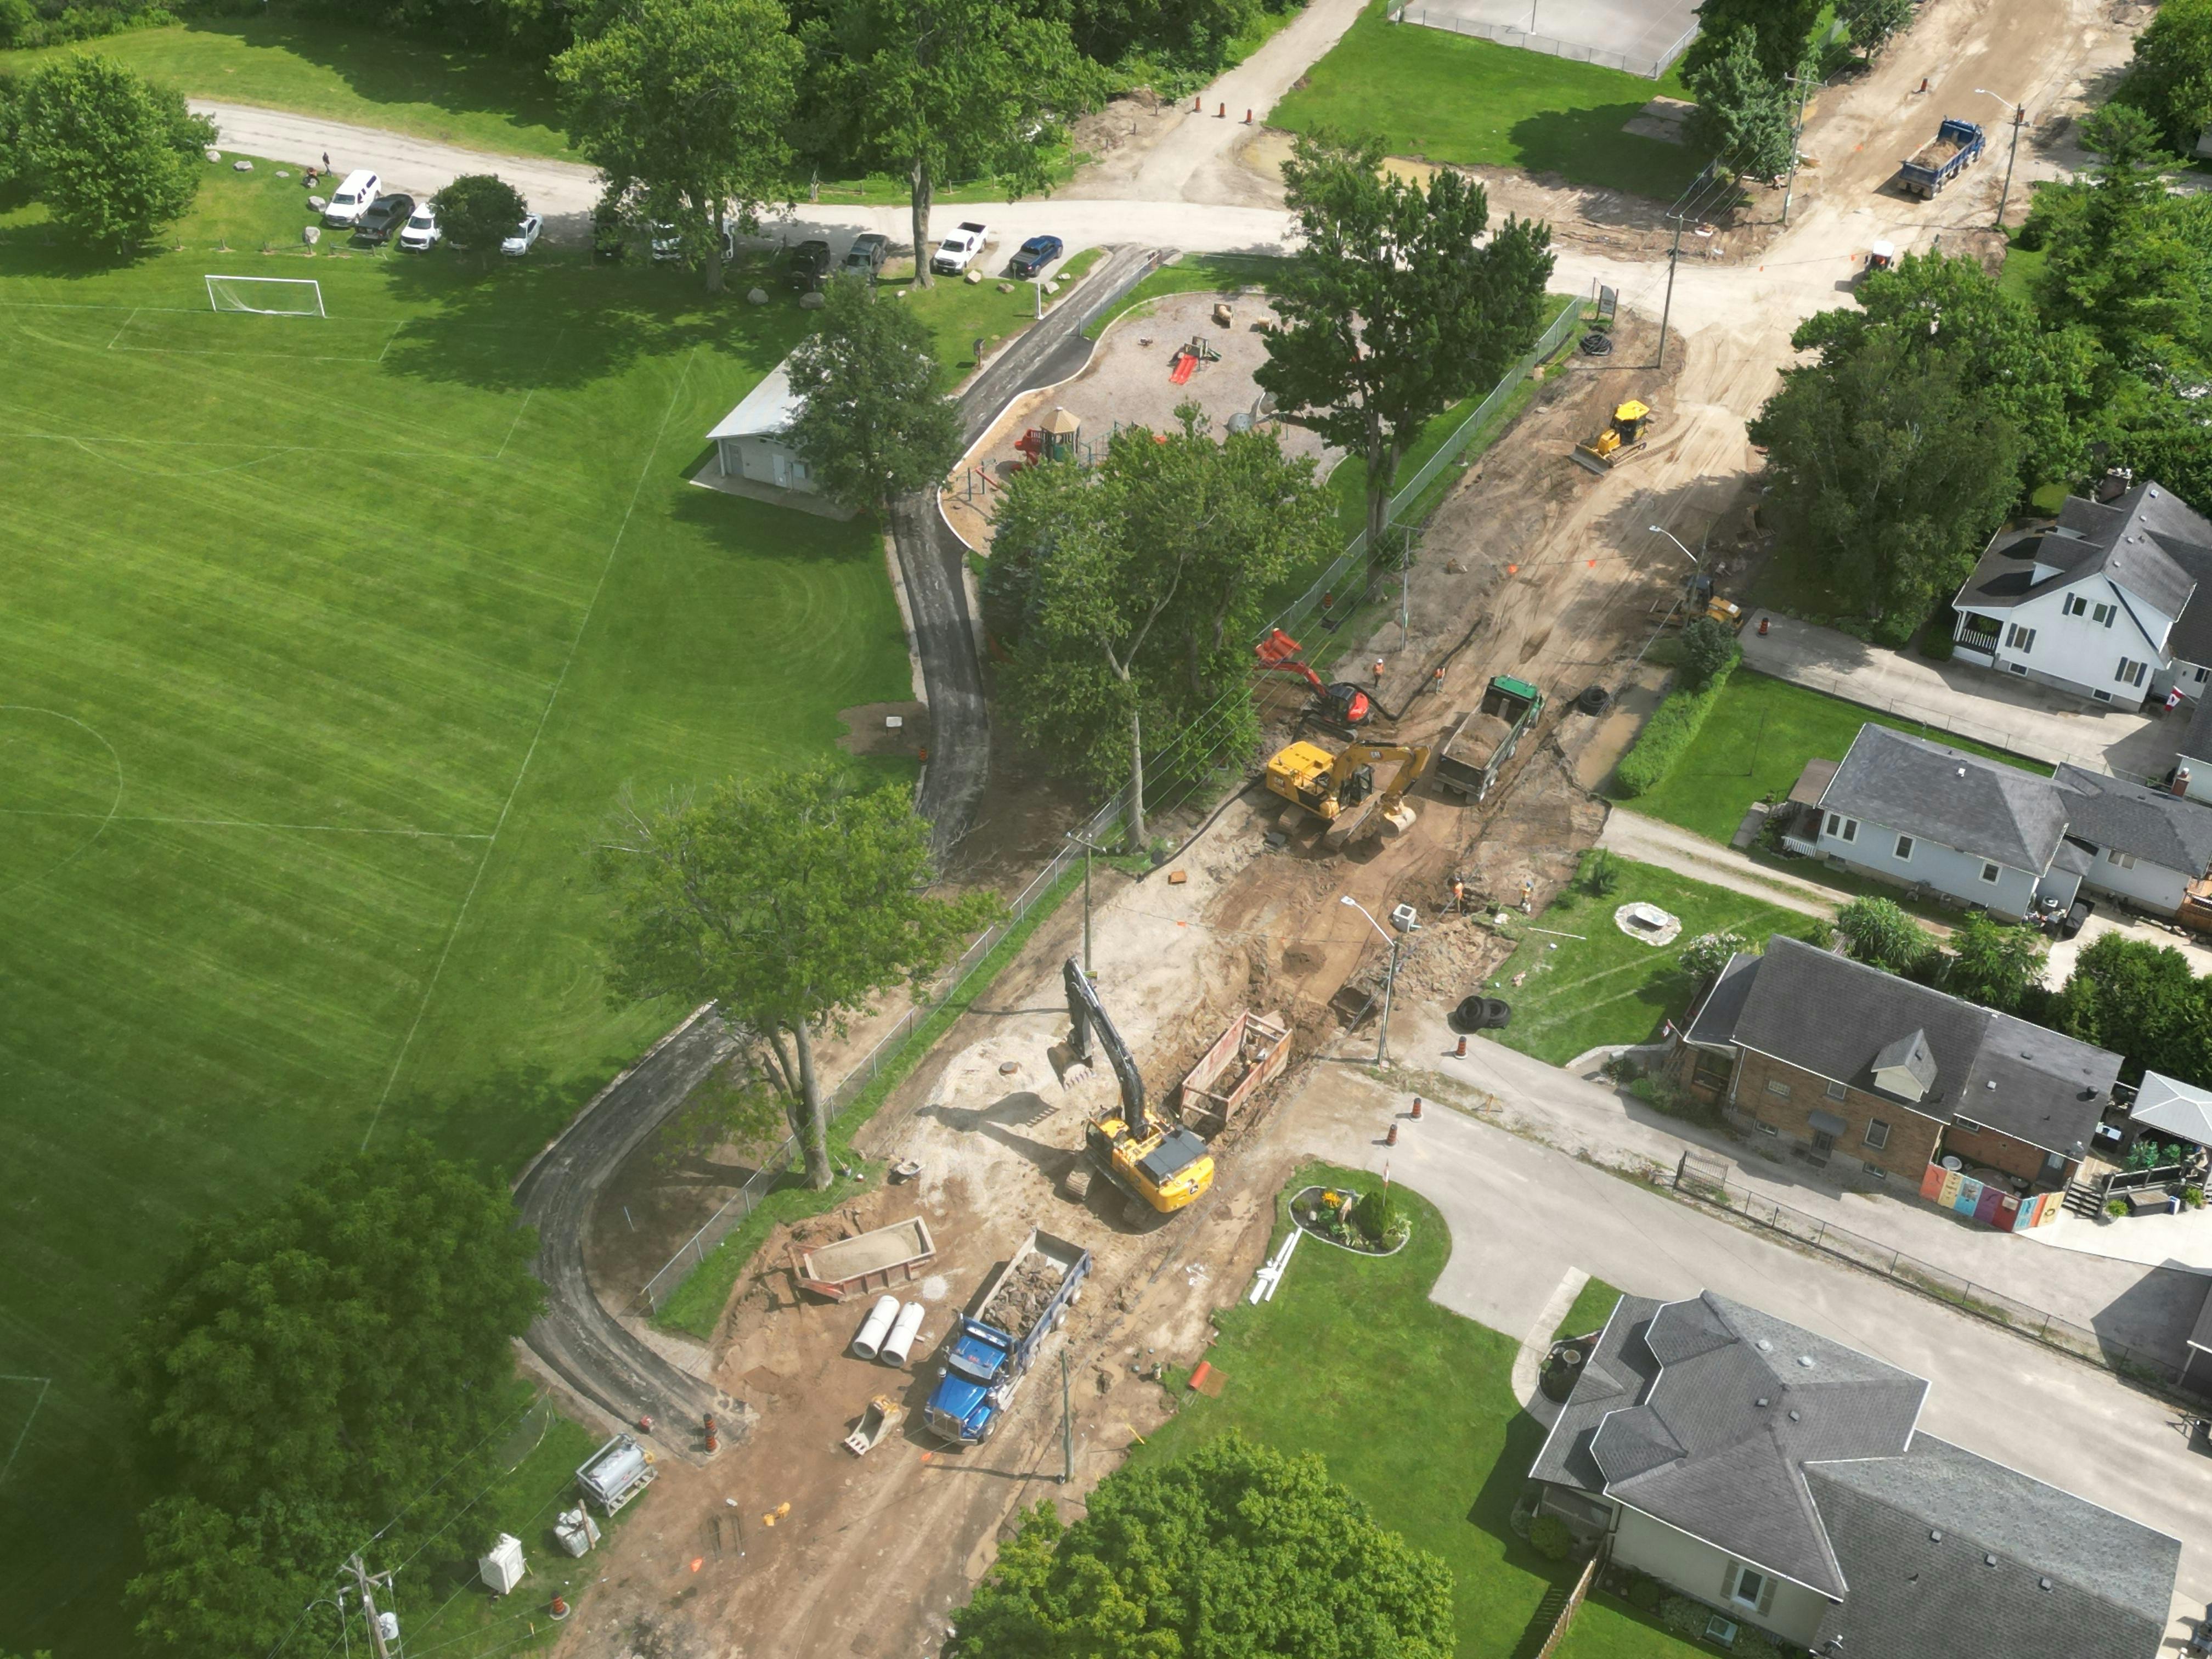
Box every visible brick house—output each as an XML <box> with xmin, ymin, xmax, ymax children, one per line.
<box><xmin>1670</xmin><ymin>938</ymin><xmax>2119</xmax><ymax>1216</ymax></box>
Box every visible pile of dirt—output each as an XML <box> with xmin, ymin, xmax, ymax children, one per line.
<box><xmin>982</xmin><ymin>1254</ymin><xmax>1065</xmax><ymax>1333</ymax></box>
<box><xmin>1449</xmin><ymin>709</ymin><xmax>1514</xmax><ymax>759</ymax></box>
<box><xmin>1343</xmin><ymin>913</ymin><xmax>1516</xmax><ymax>1013</ymax></box>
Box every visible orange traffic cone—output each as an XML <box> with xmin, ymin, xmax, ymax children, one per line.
<box><xmin>1385</xmin><ymin>1122</ymin><xmax>1399</xmax><ymax>1147</ymax></box>
<box><xmin>1455</xmin><ymin>1036</ymin><xmax>1468</xmax><ymax>1058</ymax></box>
<box><xmin>1410</xmin><ymin>1097</ymin><xmax>1424</xmax><ymax>1120</ymax></box>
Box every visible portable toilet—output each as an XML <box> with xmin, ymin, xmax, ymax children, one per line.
<box><xmin>478</xmin><ymin>1533</ymin><xmax>527</xmax><ymax>1595</ymax></box>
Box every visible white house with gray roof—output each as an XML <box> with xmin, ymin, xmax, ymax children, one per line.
<box><xmin>1532</xmin><ymin>1290</ymin><xmax>2181</xmax><ymax>1657</ymax></box>
<box><xmin>1795</xmin><ymin>724</ymin><xmax>2212</xmax><ymax>921</ymax></box>
<box><xmin>1950</xmin><ymin>479</ymin><xmax>2212</xmax><ymax>709</ymax></box>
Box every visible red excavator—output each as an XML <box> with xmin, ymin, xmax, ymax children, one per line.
<box><xmin>1254</xmin><ymin>629</ymin><xmax>1393</xmax><ymax>735</ymax></box>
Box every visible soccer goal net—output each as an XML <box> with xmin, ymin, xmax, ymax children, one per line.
<box><xmin>205</xmin><ymin>275</ymin><xmax>325</xmax><ymax>317</ymax></box>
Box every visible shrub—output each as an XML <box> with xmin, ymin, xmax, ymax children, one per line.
<box><xmin>1528</xmin><ymin>1514</ymin><xmax>1577</xmax><ymax>1561</ymax></box>
<box><xmin>1801</xmin><ymin>918</ymin><xmax>1836</xmax><ymax>950</ymax></box>
<box><xmin>2107</xmin><ymin>1198</ymin><xmax>2131</xmax><ymax>1218</ymax></box>
<box><xmin>1680</xmin><ymin>930</ymin><xmax>1750</xmax><ymax>983</ymax></box>
<box><xmin>1660</xmin><ymin>1595</ymin><xmax>1711</xmax><ymax>1637</ymax></box>
<box><xmin>1582</xmin><ymin>848</ymin><xmax>1622</xmax><ymax>896</ymax></box>
<box><xmin>1353</xmin><ymin>1186</ymin><xmax>1398</xmax><ymax>1245</ymax></box>
<box><xmin>1679</xmin><ymin>616</ymin><xmax>1741</xmax><ymax>690</ymax></box>
<box><xmin>1623</xmin><ymin>1571</ymin><xmax>1664</xmax><ymax>1613</ymax></box>
<box><xmin>2186</xmin><ymin>1186</ymin><xmax>2205</xmax><ymax>1210</ymax></box>
<box><xmin>1614</xmin><ymin>658</ymin><xmax>1739</xmax><ymax>796</ymax></box>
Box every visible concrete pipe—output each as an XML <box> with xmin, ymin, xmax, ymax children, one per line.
<box><xmin>881</xmin><ymin>1301</ymin><xmax>927</xmax><ymax>1366</ymax></box>
<box><xmin>851</xmin><ymin>1294</ymin><xmax>899</xmax><ymax>1360</ymax></box>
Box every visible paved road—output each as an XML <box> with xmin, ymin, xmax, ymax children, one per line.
<box><xmin>511</xmin><ymin>1007</ymin><xmax>744</xmax><ymax>1462</ymax></box>
<box><xmin>1289</xmin><ymin>1055</ymin><xmax>2212</xmax><ymax>1640</ymax></box>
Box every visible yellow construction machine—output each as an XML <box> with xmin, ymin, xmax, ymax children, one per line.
<box><xmin>1573</xmin><ymin>399</ymin><xmax>1651</xmax><ymax>473</ymax></box>
<box><xmin>1059</xmin><ymin>958</ymin><xmax>1213</xmax><ymax>1224</ymax></box>
<box><xmin>1265</xmin><ymin>739</ymin><xmax>1432</xmax><ymax>848</ymax></box>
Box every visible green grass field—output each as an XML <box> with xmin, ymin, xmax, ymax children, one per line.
<box><xmin>1486</xmin><ymin>855</ymin><xmax>1816</xmax><ymax>1064</ymax></box>
<box><xmin>1618</xmin><ymin>671</ymin><xmax>2052</xmax><ymax>845</ymax></box>
<box><xmin>1272</xmin><ymin>1</ymin><xmax>1705</xmax><ymax>201</ymax></box>
<box><xmin>0</xmin><ymin>163</ymin><xmax>912</xmax><ymax>1654</ymax></box>
<box><xmin>1139</xmin><ymin>1167</ymin><xmax>1684</xmax><ymax>1657</ymax></box>
<box><xmin>0</xmin><ymin>13</ymin><xmax>578</xmax><ymax>159</ymax></box>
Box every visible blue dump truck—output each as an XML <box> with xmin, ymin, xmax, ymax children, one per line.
<box><xmin>923</xmin><ymin>1227</ymin><xmax>1092</xmax><ymax>1446</ymax></box>
<box><xmin>1899</xmin><ymin>118</ymin><xmax>1985</xmax><ymax>198</ymax></box>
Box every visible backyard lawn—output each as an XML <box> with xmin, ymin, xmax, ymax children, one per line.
<box><xmin>0</xmin><ymin>163</ymin><xmax>912</xmax><ymax>1654</ymax></box>
<box><xmin>1619</xmin><ymin>671</ymin><xmax>2053</xmax><ymax>845</ymax></box>
<box><xmin>1485</xmin><ymin>855</ymin><xmax>1819</xmax><ymax>1064</ymax></box>
<box><xmin>1139</xmin><ymin>1166</ymin><xmax>1679</xmax><ymax>1658</ymax></box>
<box><xmin>1271</xmin><ymin>1</ymin><xmax>1706</xmax><ymax>201</ymax></box>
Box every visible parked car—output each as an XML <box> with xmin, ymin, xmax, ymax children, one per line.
<box><xmin>351</xmin><ymin>193</ymin><xmax>415</xmax><ymax>247</ymax></box>
<box><xmin>929</xmin><ymin>221</ymin><xmax>989</xmax><ymax>275</ymax></box>
<box><xmin>397</xmin><ymin>202</ymin><xmax>442</xmax><ymax>251</ymax></box>
<box><xmin>648</xmin><ymin>221</ymin><xmax>736</xmax><ymax>263</ymax></box>
<box><xmin>321</xmin><ymin>170</ymin><xmax>381</xmax><ymax>227</ymax></box>
<box><xmin>501</xmin><ymin>215</ymin><xmax>543</xmax><ymax>257</ymax></box>
<box><xmin>1008</xmin><ymin>234</ymin><xmax>1062</xmax><ymax>278</ymax></box>
<box><xmin>787</xmin><ymin>239</ymin><xmax>834</xmax><ymax>290</ymax></box>
<box><xmin>842</xmin><ymin>232</ymin><xmax>890</xmax><ymax>279</ymax></box>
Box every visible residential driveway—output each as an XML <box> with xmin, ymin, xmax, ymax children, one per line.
<box><xmin>1740</xmin><ymin>611</ymin><xmax>2180</xmax><ymax>780</ymax></box>
<box><xmin>1598</xmin><ymin>808</ymin><xmax>1842</xmax><ymax>919</ymax></box>
<box><xmin>2046</xmin><ymin>909</ymin><xmax>2212</xmax><ymax>984</ymax></box>
<box><xmin>1283</xmin><ymin>1057</ymin><xmax>2212</xmax><ymax>1640</ymax></box>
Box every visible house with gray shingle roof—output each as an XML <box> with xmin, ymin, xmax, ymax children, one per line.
<box><xmin>1795</xmin><ymin>724</ymin><xmax>2212</xmax><ymax>922</ymax></box>
<box><xmin>1532</xmin><ymin>1291</ymin><xmax>2181</xmax><ymax>1657</ymax></box>
<box><xmin>1951</xmin><ymin>478</ymin><xmax>2212</xmax><ymax>711</ymax></box>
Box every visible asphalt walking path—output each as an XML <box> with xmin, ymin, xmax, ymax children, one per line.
<box><xmin>1597</xmin><ymin>806</ymin><xmax>1843</xmax><ymax>918</ymax></box>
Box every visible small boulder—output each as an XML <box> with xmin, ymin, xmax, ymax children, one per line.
<box><xmin>1043</xmin><ymin>281</ymin><xmax>1060</xmax><ymax>296</ymax></box>
<box><xmin>302</xmin><ymin>225</ymin><xmax>320</xmax><ymax>246</ymax></box>
<box><xmin>997</xmin><ymin>281</ymin><xmax>1013</xmax><ymax>293</ymax></box>
<box><xmin>275</xmin><ymin>170</ymin><xmax>289</xmax><ymax>179</ymax></box>
<box><xmin>963</xmin><ymin>269</ymin><xmax>981</xmax><ymax>284</ymax></box>
<box><xmin>204</xmin><ymin>147</ymin><xmax>222</xmax><ymax>164</ymax></box>
<box><xmin>798</xmin><ymin>290</ymin><xmax>826</xmax><ymax>309</ymax></box>
<box><xmin>233</xmin><ymin>159</ymin><xmax>253</xmax><ymax>172</ymax></box>
<box><xmin>307</xmin><ymin>195</ymin><xmax>328</xmax><ymax>211</ymax></box>
<box><xmin>747</xmin><ymin>287</ymin><xmax>769</xmax><ymax>304</ymax></box>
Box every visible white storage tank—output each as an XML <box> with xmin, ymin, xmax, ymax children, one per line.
<box><xmin>851</xmin><ymin>1293</ymin><xmax>900</xmax><ymax>1359</ymax></box>
<box><xmin>880</xmin><ymin>1301</ymin><xmax>927</xmax><ymax>1365</ymax></box>
<box><xmin>477</xmin><ymin>1533</ymin><xmax>527</xmax><ymax>1595</ymax></box>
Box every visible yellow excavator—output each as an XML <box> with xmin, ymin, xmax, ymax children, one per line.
<box><xmin>1573</xmin><ymin>399</ymin><xmax>1651</xmax><ymax>473</ymax></box>
<box><xmin>1265</xmin><ymin>739</ymin><xmax>1432</xmax><ymax>849</ymax></box>
<box><xmin>1059</xmin><ymin>958</ymin><xmax>1212</xmax><ymax>1224</ymax></box>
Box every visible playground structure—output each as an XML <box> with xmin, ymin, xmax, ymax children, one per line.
<box><xmin>1169</xmin><ymin>335</ymin><xmax>1222</xmax><ymax>385</ymax></box>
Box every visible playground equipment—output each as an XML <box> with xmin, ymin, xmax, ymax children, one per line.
<box><xmin>1169</xmin><ymin>335</ymin><xmax>1221</xmax><ymax>383</ymax></box>
<box><xmin>1014</xmin><ymin>405</ymin><xmax>1083</xmax><ymax>467</ymax></box>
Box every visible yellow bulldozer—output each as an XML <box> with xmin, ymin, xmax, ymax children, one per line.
<box><xmin>1264</xmin><ymin>739</ymin><xmax>1432</xmax><ymax>849</ymax></box>
<box><xmin>1573</xmin><ymin>399</ymin><xmax>1651</xmax><ymax>473</ymax></box>
<box><xmin>1058</xmin><ymin>958</ymin><xmax>1213</xmax><ymax>1224</ymax></box>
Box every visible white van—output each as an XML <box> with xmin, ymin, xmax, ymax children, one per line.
<box><xmin>323</xmin><ymin>170</ymin><xmax>382</xmax><ymax>227</ymax></box>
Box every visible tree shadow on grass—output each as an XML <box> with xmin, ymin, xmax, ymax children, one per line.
<box><xmin>384</xmin><ymin>1060</ymin><xmax>608</xmax><ymax>1173</ymax></box>
<box><xmin>1506</xmin><ymin>106</ymin><xmax>1709</xmax><ymax>203</ymax></box>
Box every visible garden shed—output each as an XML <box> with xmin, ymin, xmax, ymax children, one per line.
<box><xmin>707</xmin><ymin>353</ymin><xmax>817</xmax><ymax>496</ymax></box>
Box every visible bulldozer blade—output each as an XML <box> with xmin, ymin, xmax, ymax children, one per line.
<box><xmin>1570</xmin><ymin>447</ymin><xmax>1611</xmax><ymax>475</ymax></box>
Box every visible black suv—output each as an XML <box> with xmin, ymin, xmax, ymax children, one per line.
<box><xmin>351</xmin><ymin>193</ymin><xmax>415</xmax><ymax>246</ymax></box>
<box><xmin>787</xmin><ymin>239</ymin><xmax>834</xmax><ymax>290</ymax></box>
<box><xmin>841</xmin><ymin>233</ymin><xmax>890</xmax><ymax>279</ymax></box>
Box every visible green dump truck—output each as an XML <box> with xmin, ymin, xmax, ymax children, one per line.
<box><xmin>1434</xmin><ymin>676</ymin><xmax>1543</xmax><ymax>803</ymax></box>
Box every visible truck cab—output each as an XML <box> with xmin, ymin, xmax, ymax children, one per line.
<box><xmin>924</xmin><ymin>1320</ymin><xmax>1017</xmax><ymax>1442</ymax></box>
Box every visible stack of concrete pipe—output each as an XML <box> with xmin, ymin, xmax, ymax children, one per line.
<box><xmin>850</xmin><ymin>1295</ymin><xmax>928</xmax><ymax>1364</ymax></box>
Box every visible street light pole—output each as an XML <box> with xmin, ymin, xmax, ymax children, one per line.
<box><xmin>1648</xmin><ymin>524</ymin><xmax>1699</xmax><ymax>567</ymax></box>
<box><xmin>1339</xmin><ymin>895</ymin><xmax>1403</xmax><ymax>1066</ymax></box>
<box><xmin>1974</xmin><ymin>88</ymin><xmax>2027</xmax><ymax>230</ymax></box>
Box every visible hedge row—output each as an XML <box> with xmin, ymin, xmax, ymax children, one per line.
<box><xmin>1613</xmin><ymin>656</ymin><xmax>1739</xmax><ymax>797</ymax></box>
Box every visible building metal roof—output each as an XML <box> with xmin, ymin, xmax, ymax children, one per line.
<box><xmin>2132</xmin><ymin>1071</ymin><xmax>2212</xmax><ymax>1151</ymax></box>
<box><xmin>1819</xmin><ymin>725</ymin><xmax>2070</xmax><ymax>875</ymax></box>
<box><xmin>706</xmin><ymin>355</ymin><xmax>803</xmax><ymax>442</ymax></box>
<box><xmin>2052</xmin><ymin>764</ymin><xmax>2212</xmax><ymax>878</ymax></box>
<box><xmin>1707</xmin><ymin>938</ymin><xmax>2118</xmax><ymax>1154</ymax></box>
<box><xmin>1806</xmin><ymin>1435</ymin><xmax>2180</xmax><ymax>1659</ymax></box>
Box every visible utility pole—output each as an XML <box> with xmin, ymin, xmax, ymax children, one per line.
<box><xmin>1375</xmin><ymin>934</ymin><xmax>1402</xmax><ymax>1066</ymax></box>
<box><xmin>1656</xmin><ymin>211</ymin><xmax>1685</xmax><ymax>373</ymax></box>
<box><xmin>1975</xmin><ymin>88</ymin><xmax>2028</xmax><ymax>230</ymax></box>
<box><xmin>1781</xmin><ymin>70</ymin><xmax>1815</xmax><ymax>228</ymax></box>
<box><xmin>1060</xmin><ymin>1349</ymin><xmax>1074</xmax><ymax>1483</ymax></box>
<box><xmin>1066</xmin><ymin>831</ymin><xmax>1109</xmax><ymax>975</ymax></box>
<box><xmin>346</xmin><ymin>1555</ymin><xmax>398</xmax><ymax>1659</ymax></box>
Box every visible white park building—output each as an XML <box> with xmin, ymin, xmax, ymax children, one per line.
<box><xmin>706</xmin><ymin>353</ymin><xmax>817</xmax><ymax>497</ymax></box>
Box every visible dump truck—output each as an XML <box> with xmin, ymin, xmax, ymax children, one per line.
<box><xmin>1899</xmin><ymin>118</ymin><xmax>1985</xmax><ymax>198</ymax></box>
<box><xmin>1433</xmin><ymin>676</ymin><xmax>1543</xmax><ymax>802</ymax></box>
<box><xmin>923</xmin><ymin>1227</ymin><xmax>1092</xmax><ymax>1446</ymax></box>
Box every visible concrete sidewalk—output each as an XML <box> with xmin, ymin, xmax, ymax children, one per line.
<box><xmin>1386</xmin><ymin>1004</ymin><xmax>2198</xmax><ymax>1362</ymax></box>
<box><xmin>1279</xmin><ymin>1064</ymin><xmax>2212</xmax><ymax>1645</ymax></box>
<box><xmin>1739</xmin><ymin>611</ymin><xmax>2177</xmax><ymax>779</ymax></box>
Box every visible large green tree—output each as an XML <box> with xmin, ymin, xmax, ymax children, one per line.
<box><xmin>1837</xmin><ymin>0</ymin><xmax>1913</xmax><ymax>61</ymax></box>
<box><xmin>595</xmin><ymin>768</ymin><xmax>998</xmax><ymax>1187</ymax></box>
<box><xmin>2048</xmin><ymin>930</ymin><xmax>2212</xmax><ymax>1087</ymax></box>
<box><xmin>947</xmin><ymin>1436</ymin><xmax>1454</xmax><ymax>1659</ymax></box>
<box><xmin>785</xmin><ymin>273</ymin><xmax>961</xmax><ymax>511</ymax></box>
<box><xmin>1683</xmin><ymin>0</ymin><xmax>1819</xmax><ymax>82</ymax></box>
<box><xmin>1747</xmin><ymin>329</ymin><xmax>2023</xmax><ymax>637</ymax></box>
<box><xmin>2123</xmin><ymin>0</ymin><xmax>2212</xmax><ymax>154</ymax></box>
<box><xmin>1834</xmin><ymin>896</ymin><xmax>1937</xmax><ymax>977</ymax></box>
<box><xmin>122</xmin><ymin>1140</ymin><xmax>541</xmax><ymax>1658</ymax></box>
<box><xmin>1259</xmin><ymin>131</ymin><xmax>1551</xmax><ymax>596</ymax></box>
<box><xmin>1683</xmin><ymin>26</ymin><xmax>1796</xmax><ymax>179</ymax></box>
<box><xmin>817</xmin><ymin>0</ymin><xmax>1100</xmax><ymax>287</ymax></box>
<box><xmin>15</xmin><ymin>55</ymin><xmax>210</xmax><ymax>250</ymax></box>
<box><xmin>992</xmin><ymin>407</ymin><xmax>1334</xmax><ymax>838</ymax></box>
<box><xmin>555</xmin><ymin>0</ymin><xmax>802</xmax><ymax>292</ymax></box>
<box><xmin>1940</xmin><ymin>912</ymin><xmax>2047</xmax><ymax>1015</ymax></box>
<box><xmin>429</xmin><ymin>172</ymin><xmax>528</xmax><ymax>256</ymax></box>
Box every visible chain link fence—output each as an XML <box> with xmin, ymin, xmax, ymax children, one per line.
<box><xmin>1672</xmin><ymin>1153</ymin><xmax>2193</xmax><ymax>1390</ymax></box>
<box><xmin>1386</xmin><ymin>4</ymin><xmax>1698</xmax><ymax>79</ymax></box>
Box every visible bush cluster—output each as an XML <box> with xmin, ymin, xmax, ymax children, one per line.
<box><xmin>1614</xmin><ymin>656</ymin><xmax>1740</xmax><ymax>797</ymax></box>
<box><xmin>1527</xmin><ymin>1514</ymin><xmax>1577</xmax><ymax>1562</ymax></box>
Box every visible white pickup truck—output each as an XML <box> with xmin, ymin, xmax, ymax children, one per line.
<box><xmin>929</xmin><ymin>221</ymin><xmax>990</xmax><ymax>275</ymax></box>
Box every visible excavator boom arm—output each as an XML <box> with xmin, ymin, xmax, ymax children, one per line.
<box><xmin>1064</xmin><ymin>957</ymin><xmax>1149</xmax><ymax>1130</ymax></box>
